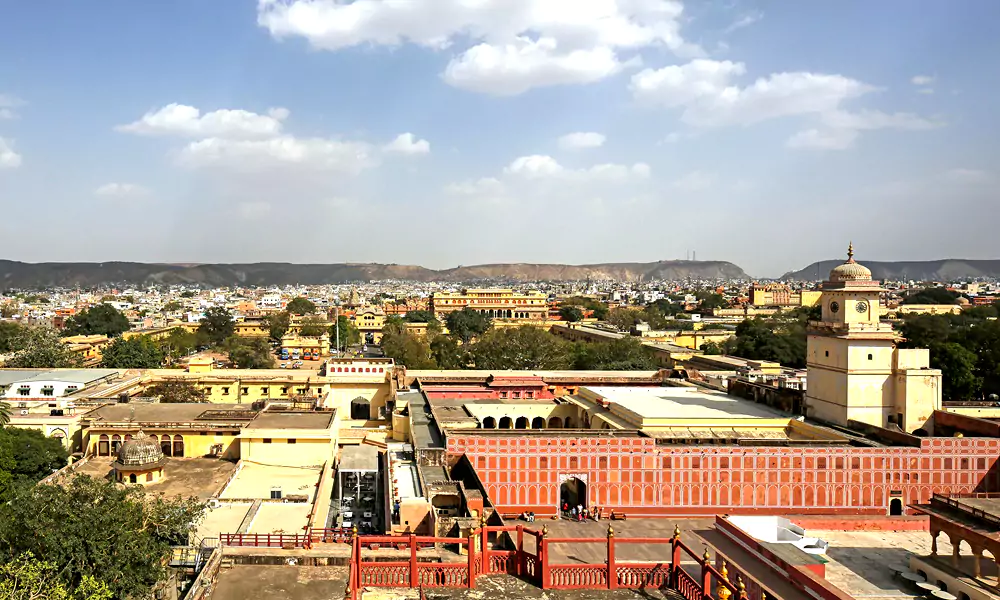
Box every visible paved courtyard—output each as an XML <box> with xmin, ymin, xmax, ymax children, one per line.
<box><xmin>63</xmin><ymin>457</ymin><xmax>236</xmax><ymax>499</ymax></box>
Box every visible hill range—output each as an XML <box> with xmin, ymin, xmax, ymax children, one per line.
<box><xmin>0</xmin><ymin>259</ymin><xmax>748</xmax><ymax>288</ymax></box>
<box><xmin>781</xmin><ymin>259</ymin><xmax>1000</xmax><ymax>282</ymax></box>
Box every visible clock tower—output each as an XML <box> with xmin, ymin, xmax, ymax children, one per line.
<box><xmin>805</xmin><ymin>244</ymin><xmax>941</xmax><ymax>432</ymax></box>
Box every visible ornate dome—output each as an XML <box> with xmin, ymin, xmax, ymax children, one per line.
<box><xmin>828</xmin><ymin>243</ymin><xmax>873</xmax><ymax>282</ymax></box>
<box><xmin>115</xmin><ymin>431</ymin><xmax>165</xmax><ymax>469</ymax></box>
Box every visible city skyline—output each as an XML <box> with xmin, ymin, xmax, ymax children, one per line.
<box><xmin>1</xmin><ymin>1</ymin><xmax>998</xmax><ymax>275</ymax></box>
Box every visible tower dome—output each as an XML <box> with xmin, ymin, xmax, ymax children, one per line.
<box><xmin>114</xmin><ymin>430</ymin><xmax>165</xmax><ymax>469</ymax></box>
<box><xmin>828</xmin><ymin>242</ymin><xmax>873</xmax><ymax>282</ymax></box>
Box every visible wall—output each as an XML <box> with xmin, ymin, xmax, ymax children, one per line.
<box><xmin>86</xmin><ymin>428</ymin><xmax>241</xmax><ymax>460</ymax></box>
<box><xmin>240</xmin><ymin>436</ymin><xmax>333</xmax><ymax>467</ymax></box>
<box><xmin>447</xmin><ymin>434</ymin><xmax>1000</xmax><ymax>516</ymax></box>
<box><xmin>328</xmin><ymin>382</ymin><xmax>392</xmax><ymax>419</ymax></box>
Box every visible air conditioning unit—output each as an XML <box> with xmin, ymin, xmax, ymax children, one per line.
<box><xmin>20</xmin><ymin>410</ymin><xmax>29</xmax><ymax>416</ymax></box>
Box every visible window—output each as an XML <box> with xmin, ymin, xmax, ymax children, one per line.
<box><xmin>512</xmin><ymin>392</ymin><xmax>521</xmax><ymax>399</ymax></box>
<box><xmin>17</xmin><ymin>386</ymin><xmax>30</xmax><ymax>396</ymax></box>
<box><xmin>824</xmin><ymin>351</ymin><xmax>829</xmax><ymax>357</ymax></box>
<box><xmin>525</xmin><ymin>391</ymin><xmax>534</xmax><ymax>399</ymax></box>
<box><xmin>241</xmin><ymin>387</ymin><xmax>249</xmax><ymax>395</ymax></box>
<box><xmin>261</xmin><ymin>387</ymin><xmax>268</xmax><ymax>395</ymax></box>
<box><xmin>65</xmin><ymin>386</ymin><xmax>78</xmax><ymax>393</ymax></box>
<box><xmin>263</xmin><ymin>438</ymin><xmax>272</xmax><ymax>444</ymax></box>
<box><xmin>281</xmin><ymin>387</ymin><xmax>289</xmax><ymax>395</ymax></box>
<box><xmin>222</xmin><ymin>387</ymin><xmax>229</xmax><ymax>395</ymax></box>
<box><xmin>41</xmin><ymin>386</ymin><xmax>54</xmax><ymax>397</ymax></box>
<box><xmin>288</xmin><ymin>439</ymin><xmax>297</xmax><ymax>444</ymax></box>
<box><xmin>868</xmin><ymin>354</ymin><xmax>873</xmax><ymax>360</ymax></box>
<box><xmin>499</xmin><ymin>392</ymin><xmax>508</xmax><ymax>399</ymax></box>
<box><xmin>204</xmin><ymin>387</ymin><xmax>212</xmax><ymax>395</ymax></box>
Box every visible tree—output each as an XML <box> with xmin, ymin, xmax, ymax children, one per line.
<box><xmin>559</xmin><ymin>306</ymin><xmax>584</xmax><ymax>322</ymax></box>
<box><xmin>0</xmin><ymin>552</ymin><xmax>112</xmax><ymax>600</ymax></box>
<box><xmin>0</xmin><ymin>402</ymin><xmax>10</xmax><ymax>428</ymax></box>
<box><xmin>933</xmin><ymin>342</ymin><xmax>981</xmax><ymax>401</ymax></box>
<box><xmin>0</xmin><ymin>321</ymin><xmax>25</xmax><ymax>352</ymax></box>
<box><xmin>0</xmin><ymin>476</ymin><xmax>205</xmax><ymax>599</ymax></box>
<box><xmin>161</xmin><ymin>300</ymin><xmax>183</xmax><ymax>313</ymax></box>
<box><xmin>0</xmin><ymin>427</ymin><xmax>68</xmax><ymax>486</ymax></box>
<box><xmin>5</xmin><ymin>327</ymin><xmax>81</xmax><ymax>369</ymax></box>
<box><xmin>62</xmin><ymin>304</ymin><xmax>130</xmax><ymax>337</ymax></box>
<box><xmin>381</xmin><ymin>330</ymin><xmax>436</xmax><ymax>368</ymax></box>
<box><xmin>445</xmin><ymin>308</ymin><xmax>492</xmax><ymax>344</ymax></box>
<box><xmin>726</xmin><ymin>317</ymin><xmax>808</xmax><ymax>368</ymax></box>
<box><xmin>197</xmin><ymin>306</ymin><xmax>234</xmax><ymax>347</ymax></box>
<box><xmin>430</xmin><ymin>336</ymin><xmax>466</xmax><ymax>369</ymax></box>
<box><xmin>330</xmin><ymin>315</ymin><xmax>360</xmax><ymax>350</ymax></box>
<box><xmin>562</xmin><ymin>297</ymin><xmax>609</xmax><ymax>320</ymax></box>
<box><xmin>286</xmin><ymin>297</ymin><xmax>316</xmax><ymax>315</ymax></box>
<box><xmin>902</xmin><ymin>287</ymin><xmax>961</xmax><ymax>305</ymax></box>
<box><xmin>607</xmin><ymin>308</ymin><xmax>642</xmax><ymax>331</ymax></box>
<box><xmin>267</xmin><ymin>311</ymin><xmax>291</xmax><ymax>343</ymax></box>
<box><xmin>471</xmin><ymin>327</ymin><xmax>571</xmax><ymax>370</ymax></box>
<box><xmin>570</xmin><ymin>337</ymin><xmax>657</xmax><ymax>370</ymax></box>
<box><xmin>99</xmin><ymin>336</ymin><xmax>165</xmax><ymax>369</ymax></box>
<box><xmin>159</xmin><ymin>327</ymin><xmax>198</xmax><ymax>360</ymax></box>
<box><xmin>696</xmin><ymin>292</ymin><xmax>728</xmax><ymax>311</ymax></box>
<box><xmin>144</xmin><ymin>379</ymin><xmax>205</xmax><ymax>403</ymax></box>
<box><xmin>298</xmin><ymin>315</ymin><xmax>328</xmax><ymax>337</ymax></box>
<box><xmin>226</xmin><ymin>336</ymin><xmax>275</xmax><ymax>369</ymax></box>
<box><xmin>402</xmin><ymin>310</ymin><xmax>437</xmax><ymax>324</ymax></box>
<box><xmin>700</xmin><ymin>341</ymin><xmax>725</xmax><ymax>355</ymax></box>
<box><xmin>647</xmin><ymin>298</ymin><xmax>685</xmax><ymax>317</ymax></box>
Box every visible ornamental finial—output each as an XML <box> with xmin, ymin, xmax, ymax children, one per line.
<box><xmin>673</xmin><ymin>524</ymin><xmax>681</xmax><ymax>539</ymax></box>
<box><xmin>847</xmin><ymin>241</ymin><xmax>855</xmax><ymax>262</ymax></box>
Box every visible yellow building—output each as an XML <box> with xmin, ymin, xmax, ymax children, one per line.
<box><xmin>749</xmin><ymin>283</ymin><xmax>822</xmax><ymax>308</ymax></box>
<box><xmin>281</xmin><ymin>333</ymin><xmax>330</xmax><ymax>360</ymax></box>
<box><xmin>238</xmin><ymin>410</ymin><xmax>338</xmax><ymax>468</ymax></box>
<box><xmin>61</xmin><ymin>335</ymin><xmax>112</xmax><ymax>367</ymax></box>
<box><xmin>431</xmin><ymin>289</ymin><xmax>548</xmax><ymax>322</ymax></box>
<box><xmin>234</xmin><ymin>317</ymin><xmax>270</xmax><ymax>338</ymax></box>
<box><xmin>142</xmin><ymin>366</ymin><xmax>331</xmax><ymax>406</ymax></box>
<box><xmin>805</xmin><ymin>244</ymin><xmax>941</xmax><ymax>434</ymax></box>
<box><xmin>324</xmin><ymin>358</ymin><xmax>397</xmax><ymax>421</ymax></box>
<box><xmin>353</xmin><ymin>306</ymin><xmax>386</xmax><ymax>343</ymax></box>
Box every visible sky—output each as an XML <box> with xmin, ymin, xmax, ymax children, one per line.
<box><xmin>0</xmin><ymin>0</ymin><xmax>997</xmax><ymax>278</ymax></box>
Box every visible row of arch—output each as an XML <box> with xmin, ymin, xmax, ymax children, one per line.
<box><xmin>480</xmin><ymin>416</ymin><xmax>576</xmax><ymax>429</ymax></box>
<box><xmin>95</xmin><ymin>433</ymin><xmax>184</xmax><ymax>458</ymax></box>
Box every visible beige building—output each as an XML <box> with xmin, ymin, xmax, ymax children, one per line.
<box><xmin>239</xmin><ymin>410</ymin><xmax>338</xmax><ymax>468</ymax></box>
<box><xmin>431</xmin><ymin>289</ymin><xmax>548</xmax><ymax>321</ymax></box>
<box><xmin>805</xmin><ymin>244</ymin><xmax>941</xmax><ymax>433</ymax></box>
<box><xmin>353</xmin><ymin>306</ymin><xmax>386</xmax><ymax>344</ymax></box>
<box><xmin>748</xmin><ymin>283</ymin><xmax>822</xmax><ymax>308</ymax></box>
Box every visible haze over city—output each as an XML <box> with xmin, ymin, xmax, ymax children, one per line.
<box><xmin>1</xmin><ymin>0</ymin><xmax>998</xmax><ymax>276</ymax></box>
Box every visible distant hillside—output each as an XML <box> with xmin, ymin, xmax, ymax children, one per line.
<box><xmin>782</xmin><ymin>259</ymin><xmax>1000</xmax><ymax>282</ymax></box>
<box><xmin>0</xmin><ymin>259</ymin><xmax>749</xmax><ymax>288</ymax></box>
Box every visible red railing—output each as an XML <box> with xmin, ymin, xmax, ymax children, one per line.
<box><xmin>549</xmin><ymin>565</ymin><xmax>608</xmax><ymax>589</ymax></box>
<box><xmin>416</xmin><ymin>564</ymin><xmax>468</xmax><ymax>587</ymax></box>
<box><xmin>219</xmin><ymin>533</ymin><xmax>308</xmax><ymax>548</ymax></box>
<box><xmin>359</xmin><ymin>563</ymin><xmax>410</xmax><ymax>587</ymax></box>
<box><xmin>675</xmin><ymin>567</ymin><xmax>702</xmax><ymax>600</ymax></box>
<box><xmin>309</xmin><ymin>528</ymin><xmax>352</xmax><ymax>544</ymax></box>
<box><xmin>487</xmin><ymin>550</ymin><xmax>517</xmax><ymax>574</ymax></box>
<box><xmin>617</xmin><ymin>563</ymin><xmax>670</xmax><ymax>589</ymax></box>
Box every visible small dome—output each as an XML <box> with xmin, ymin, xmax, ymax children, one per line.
<box><xmin>115</xmin><ymin>431</ymin><xmax>164</xmax><ymax>468</ymax></box>
<box><xmin>957</xmin><ymin>297</ymin><xmax>971</xmax><ymax>306</ymax></box>
<box><xmin>829</xmin><ymin>242</ymin><xmax>873</xmax><ymax>282</ymax></box>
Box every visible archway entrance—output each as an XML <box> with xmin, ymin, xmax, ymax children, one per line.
<box><xmin>498</xmin><ymin>417</ymin><xmax>513</xmax><ymax>429</ymax></box>
<box><xmin>515</xmin><ymin>417</ymin><xmax>529</xmax><ymax>429</ymax></box>
<box><xmin>889</xmin><ymin>498</ymin><xmax>903</xmax><ymax>516</ymax></box>
<box><xmin>531</xmin><ymin>417</ymin><xmax>545</xmax><ymax>429</ymax></box>
<box><xmin>351</xmin><ymin>396</ymin><xmax>371</xmax><ymax>420</ymax></box>
<box><xmin>548</xmin><ymin>417</ymin><xmax>563</xmax><ymax>428</ymax></box>
<box><xmin>482</xmin><ymin>416</ymin><xmax>496</xmax><ymax>429</ymax></box>
<box><xmin>560</xmin><ymin>477</ymin><xmax>587</xmax><ymax>509</ymax></box>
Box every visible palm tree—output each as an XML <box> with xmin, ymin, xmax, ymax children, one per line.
<box><xmin>0</xmin><ymin>401</ymin><xmax>11</xmax><ymax>427</ymax></box>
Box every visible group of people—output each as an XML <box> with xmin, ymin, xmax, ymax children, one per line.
<box><xmin>519</xmin><ymin>511</ymin><xmax>537</xmax><ymax>522</ymax></box>
<box><xmin>562</xmin><ymin>501</ymin><xmax>601</xmax><ymax>522</ymax></box>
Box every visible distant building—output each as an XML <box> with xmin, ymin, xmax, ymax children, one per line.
<box><xmin>431</xmin><ymin>289</ymin><xmax>548</xmax><ymax>321</ymax></box>
<box><xmin>749</xmin><ymin>282</ymin><xmax>822</xmax><ymax>308</ymax></box>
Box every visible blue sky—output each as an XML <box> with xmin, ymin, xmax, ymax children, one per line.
<box><xmin>0</xmin><ymin>0</ymin><xmax>997</xmax><ymax>277</ymax></box>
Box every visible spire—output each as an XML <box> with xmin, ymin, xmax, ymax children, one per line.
<box><xmin>847</xmin><ymin>241</ymin><xmax>855</xmax><ymax>263</ymax></box>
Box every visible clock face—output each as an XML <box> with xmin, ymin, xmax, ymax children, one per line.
<box><xmin>829</xmin><ymin>301</ymin><xmax>840</xmax><ymax>313</ymax></box>
<box><xmin>856</xmin><ymin>301</ymin><xmax>869</xmax><ymax>313</ymax></box>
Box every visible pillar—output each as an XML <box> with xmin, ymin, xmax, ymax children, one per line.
<box><xmin>930</xmin><ymin>530</ymin><xmax>939</xmax><ymax>556</ymax></box>
<box><xmin>607</xmin><ymin>525</ymin><xmax>616</xmax><ymax>590</ymax></box>
<box><xmin>952</xmin><ymin>539</ymin><xmax>961</xmax><ymax>570</ymax></box>
<box><xmin>701</xmin><ymin>548</ymin><xmax>713</xmax><ymax>600</ymax></box>
<box><xmin>409</xmin><ymin>533</ymin><xmax>418</xmax><ymax>588</ymax></box>
<box><xmin>973</xmin><ymin>550</ymin><xmax>982</xmax><ymax>579</ymax></box>
<box><xmin>467</xmin><ymin>532</ymin><xmax>476</xmax><ymax>588</ymax></box>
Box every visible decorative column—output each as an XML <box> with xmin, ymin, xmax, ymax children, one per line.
<box><xmin>701</xmin><ymin>548</ymin><xmax>713</xmax><ymax>600</ymax></box>
<box><xmin>607</xmin><ymin>525</ymin><xmax>616</xmax><ymax>590</ymax></box>
<box><xmin>409</xmin><ymin>533</ymin><xmax>418</xmax><ymax>588</ymax></box>
<box><xmin>717</xmin><ymin>561</ymin><xmax>732</xmax><ymax>600</ymax></box>
<box><xmin>952</xmin><ymin>538</ymin><xmax>961</xmax><ymax>570</ymax></box>
<box><xmin>671</xmin><ymin>525</ymin><xmax>682</xmax><ymax>587</ymax></box>
<box><xmin>930</xmin><ymin>530</ymin><xmax>939</xmax><ymax>556</ymax></box>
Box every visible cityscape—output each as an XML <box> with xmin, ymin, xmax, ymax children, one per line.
<box><xmin>2</xmin><ymin>2</ymin><xmax>999</xmax><ymax>600</ymax></box>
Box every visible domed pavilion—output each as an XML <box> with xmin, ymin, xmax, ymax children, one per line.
<box><xmin>112</xmin><ymin>430</ymin><xmax>167</xmax><ymax>484</ymax></box>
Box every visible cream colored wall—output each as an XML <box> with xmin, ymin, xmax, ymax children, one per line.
<box><xmin>800</xmin><ymin>291</ymin><xmax>822</xmax><ymax>307</ymax></box>
<box><xmin>240</xmin><ymin>436</ymin><xmax>333</xmax><ymax>467</ymax></box>
<box><xmin>85</xmin><ymin>429</ymin><xmax>241</xmax><ymax>460</ymax></box>
<box><xmin>392</xmin><ymin>411</ymin><xmax>410</xmax><ymax>441</ymax></box>
<box><xmin>894</xmin><ymin>370</ymin><xmax>941</xmax><ymax>433</ymax></box>
<box><xmin>327</xmin><ymin>383</ymin><xmax>392</xmax><ymax>419</ymax></box>
<box><xmin>467</xmin><ymin>402</ymin><xmax>578</xmax><ymax>428</ymax></box>
<box><xmin>195</xmin><ymin>382</ymin><xmax>329</xmax><ymax>404</ymax></box>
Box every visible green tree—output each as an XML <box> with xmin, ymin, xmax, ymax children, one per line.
<box><xmin>180</xmin><ymin>290</ymin><xmax>196</xmax><ymax>298</ymax></box>
<box><xmin>0</xmin><ymin>427</ymin><xmax>68</xmax><ymax>486</ymax></box>
<box><xmin>144</xmin><ymin>379</ymin><xmax>205</xmax><ymax>403</ymax></box>
<box><xmin>286</xmin><ymin>297</ymin><xmax>317</xmax><ymax>315</ymax></box>
<box><xmin>161</xmin><ymin>300</ymin><xmax>183</xmax><ymax>313</ymax></box>
<box><xmin>62</xmin><ymin>304</ymin><xmax>130</xmax><ymax>337</ymax></box>
<box><xmin>381</xmin><ymin>330</ymin><xmax>436</xmax><ymax>368</ymax></box>
<box><xmin>0</xmin><ymin>552</ymin><xmax>113</xmax><ymax>600</ymax></box>
<box><xmin>0</xmin><ymin>321</ymin><xmax>25</xmax><ymax>352</ymax></box>
<box><xmin>559</xmin><ymin>306</ymin><xmax>584</xmax><ymax>322</ymax></box>
<box><xmin>267</xmin><ymin>311</ymin><xmax>291</xmax><ymax>343</ymax></box>
<box><xmin>99</xmin><ymin>336</ymin><xmax>165</xmax><ymax>369</ymax></box>
<box><xmin>430</xmin><ymin>336</ymin><xmax>466</xmax><ymax>369</ymax></box>
<box><xmin>933</xmin><ymin>342</ymin><xmax>981</xmax><ymax>400</ymax></box>
<box><xmin>402</xmin><ymin>310</ymin><xmax>437</xmax><ymax>324</ymax></box>
<box><xmin>570</xmin><ymin>337</ymin><xmax>657</xmax><ymax>370</ymax></box>
<box><xmin>0</xmin><ymin>476</ymin><xmax>205</xmax><ymax>599</ymax></box>
<box><xmin>471</xmin><ymin>326</ymin><xmax>571</xmax><ymax>370</ymax></box>
<box><xmin>330</xmin><ymin>315</ymin><xmax>360</xmax><ymax>350</ymax></box>
<box><xmin>445</xmin><ymin>308</ymin><xmax>492</xmax><ymax>344</ymax></box>
<box><xmin>696</xmin><ymin>292</ymin><xmax>728</xmax><ymax>311</ymax></box>
<box><xmin>902</xmin><ymin>287</ymin><xmax>961</xmax><ymax>305</ymax></box>
<box><xmin>727</xmin><ymin>317</ymin><xmax>807</xmax><ymax>368</ymax></box>
<box><xmin>226</xmin><ymin>336</ymin><xmax>275</xmax><ymax>369</ymax></box>
<box><xmin>607</xmin><ymin>308</ymin><xmax>642</xmax><ymax>331</ymax></box>
<box><xmin>700</xmin><ymin>341</ymin><xmax>725</xmax><ymax>355</ymax></box>
<box><xmin>298</xmin><ymin>315</ymin><xmax>328</xmax><ymax>337</ymax></box>
<box><xmin>5</xmin><ymin>327</ymin><xmax>81</xmax><ymax>369</ymax></box>
<box><xmin>0</xmin><ymin>401</ymin><xmax>10</xmax><ymax>428</ymax></box>
<box><xmin>562</xmin><ymin>297</ymin><xmax>609</xmax><ymax>320</ymax></box>
<box><xmin>647</xmin><ymin>298</ymin><xmax>685</xmax><ymax>317</ymax></box>
<box><xmin>197</xmin><ymin>306</ymin><xmax>234</xmax><ymax>347</ymax></box>
<box><xmin>159</xmin><ymin>327</ymin><xmax>199</xmax><ymax>360</ymax></box>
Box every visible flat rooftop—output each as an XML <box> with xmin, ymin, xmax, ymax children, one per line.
<box><xmin>339</xmin><ymin>445</ymin><xmax>379</xmax><ymax>471</ymax></box>
<box><xmin>67</xmin><ymin>457</ymin><xmax>237</xmax><ymax>499</ymax></box>
<box><xmin>84</xmin><ymin>403</ymin><xmax>256</xmax><ymax>424</ymax></box>
<box><xmin>220</xmin><ymin>463</ymin><xmax>322</xmax><ymax>501</ymax></box>
<box><xmin>580</xmin><ymin>386</ymin><xmax>787</xmax><ymax>422</ymax></box>
<box><xmin>246</xmin><ymin>411</ymin><xmax>335</xmax><ymax>431</ymax></box>
<box><xmin>248</xmin><ymin>503</ymin><xmax>312</xmax><ymax>534</ymax></box>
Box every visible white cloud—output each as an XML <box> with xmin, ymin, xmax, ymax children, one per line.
<box><xmin>786</xmin><ymin>128</ymin><xmax>858</xmax><ymax>150</ymax></box>
<box><xmin>787</xmin><ymin>110</ymin><xmax>942</xmax><ymax>151</ymax></box>
<box><xmin>0</xmin><ymin>137</ymin><xmax>21</xmax><ymax>168</ymax></box>
<box><xmin>723</xmin><ymin>11</ymin><xmax>762</xmax><ymax>34</ymax></box>
<box><xmin>504</xmin><ymin>154</ymin><xmax>649</xmax><ymax>181</ymax></box>
<box><xmin>445</xmin><ymin>177</ymin><xmax>504</xmax><ymax>195</ymax></box>
<box><xmin>558</xmin><ymin>131</ymin><xmax>606</xmax><ymax>150</ymax></box>
<box><xmin>178</xmin><ymin>136</ymin><xmax>375</xmax><ymax>173</ymax></box>
<box><xmin>382</xmin><ymin>132</ymin><xmax>430</xmax><ymax>155</ymax></box>
<box><xmin>117</xmin><ymin>103</ymin><xmax>289</xmax><ymax>138</ymax></box>
<box><xmin>94</xmin><ymin>183</ymin><xmax>150</xmax><ymax>198</ymax></box>
<box><xmin>631</xmin><ymin>59</ymin><xmax>876</xmax><ymax>127</ymax></box>
<box><xmin>911</xmin><ymin>75</ymin><xmax>935</xmax><ymax>86</ymax></box>
<box><xmin>0</xmin><ymin>94</ymin><xmax>24</xmax><ymax>120</ymax></box>
<box><xmin>259</xmin><ymin>0</ymin><xmax>700</xmax><ymax>95</ymax></box>
<box><xmin>943</xmin><ymin>168</ymin><xmax>991</xmax><ymax>185</ymax></box>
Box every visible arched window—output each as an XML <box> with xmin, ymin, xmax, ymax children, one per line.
<box><xmin>111</xmin><ymin>435</ymin><xmax>122</xmax><ymax>453</ymax></box>
<box><xmin>172</xmin><ymin>435</ymin><xmax>184</xmax><ymax>458</ymax></box>
<box><xmin>98</xmin><ymin>434</ymin><xmax>110</xmax><ymax>456</ymax></box>
<box><xmin>498</xmin><ymin>416</ymin><xmax>513</xmax><ymax>429</ymax></box>
<box><xmin>531</xmin><ymin>417</ymin><xmax>545</xmax><ymax>429</ymax></box>
<box><xmin>548</xmin><ymin>417</ymin><xmax>563</xmax><ymax>428</ymax></box>
<box><xmin>482</xmin><ymin>417</ymin><xmax>496</xmax><ymax>429</ymax></box>
<box><xmin>514</xmin><ymin>417</ymin><xmax>529</xmax><ymax>429</ymax></box>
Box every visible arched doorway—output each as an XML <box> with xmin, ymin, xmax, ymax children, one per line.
<box><xmin>548</xmin><ymin>417</ymin><xmax>563</xmax><ymax>428</ymax></box>
<box><xmin>482</xmin><ymin>417</ymin><xmax>496</xmax><ymax>429</ymax></box>
<box><xmin>515</xmin><ymin>417</ymin><xmax>529</xmax><ymax>429</ymax></box>
<box><xmin>889</xmin><ymin>498</ymin><xmax>904</xmax><ymax>516</ymax></box>
<box><xmin>532</xmin><ymin>417</ymin><xmax>545</xmax><ymax>429</ymax></box>
<box><xmin>498</xmin><ymin>416</ymin><xmax>513</xmax><ymax>429</ymax></box>
<box><xmin>129</xmin><ymin>473</ymin><xmax>137</xmax><ymax>484</ymax></box>
<box><xmin>560</xmin><ymin>478</ymin><xmax>587</xmax><ymax>509</ymax></box>
<box><xmin>351</xmin><ymin>396</ymin><xmax>371</xmax><ymax>420</ymax></box>
<box><xmin>161</xmin><ymin>437</ymin><xmax>172</xmax><ymax>457</ymax></box>
<box><xmin>98</xmin><ymin>434</ymin><xmax>109</xmax><ymax>456</ymax></box>
<box><xmin>564</xmin><ymin>417</ymin><xmax>575</xmax><ymax>428</ymax></box>
<box><xmin>111</xmin><ymin>435</ymin><xmax>122</xmax><ymax>453</ymax></box>
<box><xmin>172</xmin><ymin>435</ymin><xmax>184</xmax><ymax>458</ymax></box>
